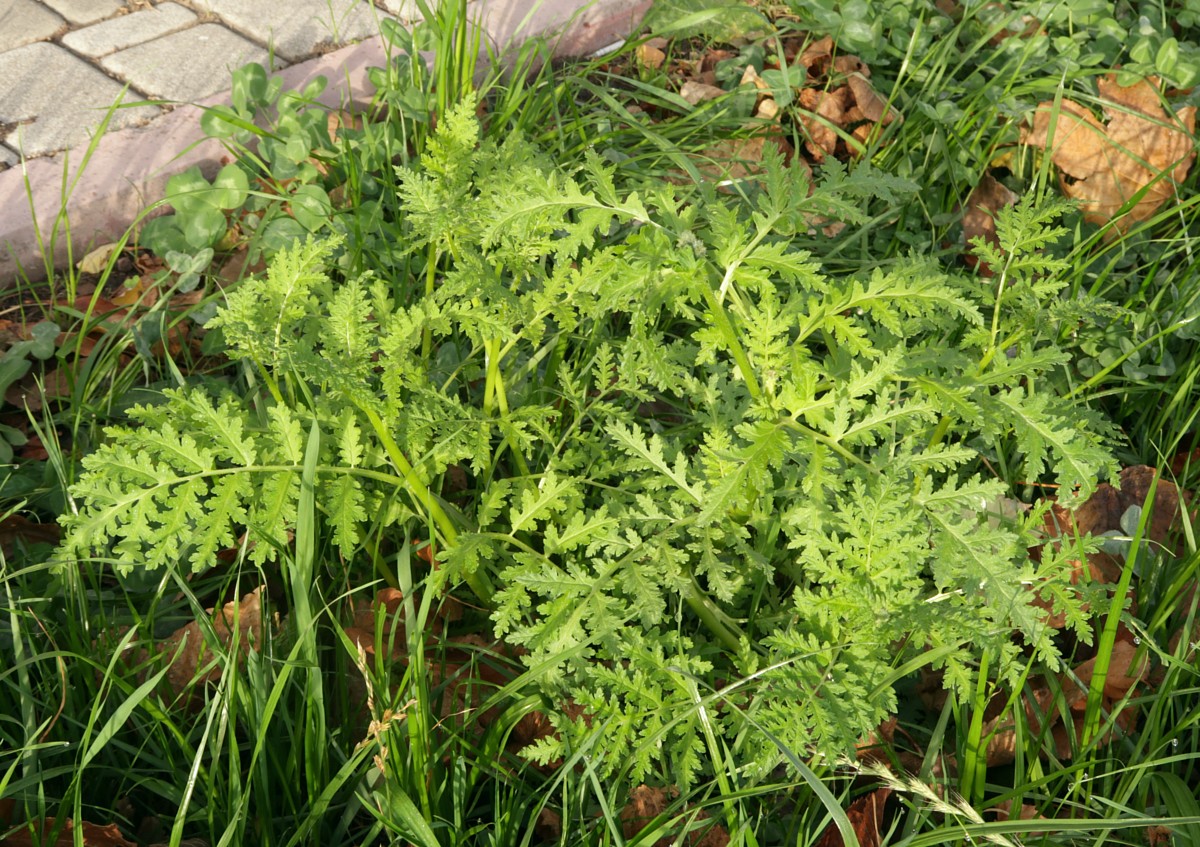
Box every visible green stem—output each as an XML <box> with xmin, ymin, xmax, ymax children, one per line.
<box><xmin>960</xmin><ymin>648</ymin><xmax>990</xmax><ymax>805</ymax></box>
<box><xmin>683</xmin><ymin>581</ymin><xmax>744</xmax><ymax>654</ymax></box>
<box><xmin>355</xmin><ymin>401</ymin><xmax>493</xmax><ymax>605</ymax></box>
<box><xmin>421</xmin><ymin>245</ymin><xmax>437</xmax><ymax>366</ymax></box>
<box><xmin>977</xmin><ymin>255</ymin><xmax>1015</xmax><ymax>375</ymax></box>
<box><xmin>781</xmin><ymin>417</ymin><xmax>878</xmax><ymax>476</ymax></box>
<box><xmin>699</xmin><ymin>282</ymin><xmax>762</xmax><ymax>401</ymax></box>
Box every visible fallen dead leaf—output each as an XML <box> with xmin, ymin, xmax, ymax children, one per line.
<box><xmin>962</xmin><ymin>173</ymin><xmax>1020</xmax><ymax>275</ymax></box>
<box><xmin>619</xmin><ymin>785</ymin><xmax>729</xmax><ymax>847</ymax></box>
<box><xmin>157</xmin><ymin>587</ymin><xmax>268</xmax><ymax>697</ymax></box>
<box><xmin>983</xmin><ymin>636</ymin><xmax>1146</xmax><ymax>767</ymax></box>
<box><xmin>0</xmin><ymin>514</ymin><xmax>61</xmax><ymax>557</ymax></box>
<box><xmin>1147</xmin><ymin>825</ymin><xmax>1173</xmax><ymax>847</ymax></box>
<box><xmin>534</xmin><ymin>809</ymin><xmax>563</xmax><ymax>842</ymax></box>
<box><xmin>692</xmin><ymin>131</ymin><xmax>796</xmax><ymax>187</ymax></box>
<box><xmin>990</xmin><ymin>800</ymin><xmax>1049</xmax><ymax>836</ymax></box>
<box><xmin>76</xmin><ymin>243</ymin><xmax>122</xmax><ymax>276</ymax></box>
<box><xmin>637</xmin><ymin>37</ymin><xmax>668</xmax><ymax>70</ymax></box>
<box><xmin>1072</xmin><ymin>638</ymin><xmax>1148</xmax><ymax>701</ymax></box>
<box><xmin>845</xmin><ymin>73</ymin><xmax>897</xmax><ymax>125</ymax></box>
<box><xmin>813</xmin><ymin>788</ymin><xmax>892</xmax><ymax>847</ymax></box>
<box><xmin>1021</xmin><ymin>75</ymin><xmax>1196</xmax><ymax>236</ymax></box>
<box><xmin>5</xmin><ymin>366</ymin><xmax>72</xmax><ymax>412</ymax></box>
<box><xmin>797</xmin><ymin>36</ymin><xmax>835</xmax><ymax>74</ymax></box>
<box><xmin>797</xmin><ymin>87</ymin><xmax>849</xmax><ymax>161</ymax></box>
<box><xmin>1</xmin><ymin>818</ymin><xmax>135</xmax><ymax>847</ymax></box>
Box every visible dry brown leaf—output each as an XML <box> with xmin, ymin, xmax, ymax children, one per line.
<box><xmin>833</xmin><ymin>55</ymin><xmax>869</xmax><ymax>76</ymax></box>
<box><xmin>1</xmin><ymin>818</ymin><xmax>135</xmax><ymax>846</ymax></box>
<box><xmin>846</xmin><ymin>73</ymin><xmax>896</xmax><ymax>125</ymax></box>
<box><xmin>990</xmin><ymin>800</ymin><xmax>1049</xmax><ymax>836</ymax></box>
<box><xmin>619</xmin><ymin>785</ymin><xmax>729</xmax><ymax>847</ymax></box>
<box><xmin>326</xmin><ymin>109</ymin><xmax>363</xmax><ymax>141</ymax></box>
<box><xmin>990</xmin><ymin>800</ymin><xmax>1044</xmax><ymax>822</ymax></box>
<box><xmin>76</xmin><ymin>243</ymin><xmax>121</xmax><ymax>275</ymax></box>
<box><xmin>1072</xmin><ymin>638</ymin><xmax>1149</xmax><ymax>700</ymax></box>
<box><xmin>534</xmin><ymin>809</ymin><xmax>563</xmax><ymax>842</ymax></box>
<box><xmin>812</xmin><ymin>788</ymin><xmax>892</xmax><ymax>847</ymax></box>
<box><xmin>984</xmin><ymin>637</ymin><xmax>1146</xmax><ymax>766</ymax></box>
<box><xmin>855</xmin><ymin>717</ymin><xmax>899</xmax><ymax>766</ymax></box>
<box><xmin>637</xmin><ymin>41</ymin><xmax>667</xmax><ymax>70</ymax></box>
<box><xmin>1147</xmin><ymin>825</ymin><xmax>1174</xmax><ymax>847</ymax></box>
<box><xmin>5</xmin><ymin>366</ymin><xmax>72</xmax><ymax>412</ymax></box>
<box><xmin>756</xmin><ymin>98</ymin><xmax>781</xmax><ymax>121</ymax></box>
<box><xmin>213</xmin><ymin>245</ymin><xmax>267</xmax><ymax>289</ymax></box>
<box><xmin>680</xmin><ymin>81</ymin><xmax>727</xmax><ymax>105</ymax></box>
<box><xmin>158</xmin><ymin>588</ymin><xmax>267</xmax><ymax>696</ymax></box>
<box><xmin>739</xmin><ymin>64</ymin><xmax>770</xmax><ymax>92</ymax></box>
<box><xmin>1021</xmin><ymin>76</ymin><xmax>1196</xmax><ymax>235</ymax></box>
<box><xmin>797</xmin><ymin>36</ymin><xmax>835</xmax><ymax>74</ymax></box>
<box><xmin>694</xmin><ymin>132</ymin><xmax>795</xmax><ymax>186</ymax></box>
<box><xmin>798</xmin><ymin>87</ymin><xmax>849</xmax><ymax>161</ymax></box>
<box><xmin>110</xmin><ymin>276</ymin><xmax>159</xmax><ymax>308</ymax></box>
<box><xmin>0</xmin><ymin>514</ymin><xmax>61</xmax><ymax>557</ymax></box>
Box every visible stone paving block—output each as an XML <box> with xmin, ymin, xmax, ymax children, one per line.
<box><xmin>62</xmin><ymin>3</ymin><xmax>197</xmax><ymax>58</ymax></box>
<box><xmin>101</xmin><ymin>24</ymin><xmax>272</xmax><ymax>102</ymax></box>
<box><xmin>0</xmin><ymin>43</ymin><xmax>160</xmax><ymax>158</ymax></box>
<box><xmin>0</xmin><ymin>0</ymin><xmax>65</xmax><ymax>52</ymax></box>
<box><xmin>0</xmin><ymin>145</ymin><xmax>18</xmax><ymax>169</ymax></box>
<box><xmin>42</xmin><ymin>0</ymin><xmax>124</xmax><ymax>25</ymax></box>
<box><xmin>189</xmin><ymin>0</ymin><xmax>390</xmax><ymax>62</ymax></box>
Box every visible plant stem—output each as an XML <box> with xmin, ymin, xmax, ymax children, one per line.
<box><xmin>683</xmin><ymin>580</ymin><xmax>744</xmax><ymax>654</ymax></box>
<box><xmin>421</xmin><ymin>245</ymin><xmax>437</xmax><ymax>365</ymax></box>
<box><xmin>699</xmin><ymin>281</ymin><xmax>762</xmax><ymax>401</ymax></box>
<box><xmin>355</xmin><ymin>401</ymin><xmax>493</xmax><ymax>605</ymax></box>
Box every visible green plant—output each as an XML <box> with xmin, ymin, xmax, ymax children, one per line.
<box><xmin>56</xmin><ymin>101</ymin><xmax>1118</xmax><ymax>791</ymax></box>
<box><xmin>0</xmin><ymin>321</ymin><xmax>58</xmax><ymax>463</ymax></box>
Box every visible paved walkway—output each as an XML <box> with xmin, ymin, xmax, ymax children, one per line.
<box><xmin>1</xmin><ymin>0</ymin><xmax>423</xmax><ymax>163</ymax></box>
<box><xmin>0</xmin><ymin>0</ymin><xmax>648</xmax><ymax>280</ymax></box>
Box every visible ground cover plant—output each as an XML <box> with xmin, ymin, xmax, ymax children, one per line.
<box><xmin>2</xmin><ymin>0</ymin><xmax>1200</xmax><ymax>845</ymax></box>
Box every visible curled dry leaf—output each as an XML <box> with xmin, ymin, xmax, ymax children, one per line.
<box><xmin>510</xmin><ymin>699</ymin><xmax>593</xmax><ymax>771</ymax></box>
<box><xmin>794</xmin><ymin>55</ymin><xmax>898</xmax><ymax>161</ymax></box>
<box><xmin>1146</xmin><ymin>825</ymin><xmax>1174</xmax><ymax>847</ymax></box>
<box><xmin>637</xmin><ymin>37</ymin><xmax>669</xmax><ymax>70</ymax></box>
<box><xmin>620</xmin><ymin>785</ymin><xmax>730</xmax><ymax>847</ymax></box>
<box><xmin>983</xmin><ymin>636</ymin><xmax>1147</xmax><ymax>767</ymax></box>
<box><xmin>845</xmin><ymin>73</ymin><xmax>897</xmax><ymax>125</ymax></box>
<box><xmin>534</xmin><ymin>809</ymin><xmax>563</xmax><ymax>842</ymax></box>
<box><xmin>0</xmin><ymin>818</ymin><xmax>135</xmax><ymax>847</ymax></box>
<box><xmin>0</xmin><ymin>514</ymin><xmax>61</xmax><ymax>558</ymax></box>
<box><xmin>76</xmin><ymin>243</ymin><xmax>121</xmax><ymax>275</ymax></box>
<box><xmin>680</xmin><ymin>80</ymin><xmax>727</xmax><ymax>105</ymax></box>
<box><xmin>990</xmin><ymin>800</ymin><xmax>1049</xmax><ymax>837</ymax></box>
<box><xmin>962</xmin><ymin>173</ymin><xmax>1019</xmax><ymax>276</ymax></box>
<box><xmin>1072</xmin><ymin>638</ymin><xmax>1149</xmax><ymax>701</ymax></box>
<box><xmin>812</xmin><ymin>788</ymin><xmax>893</xmax><ymax>847</ymax></box>
<box><xmin>797</xmin><ymin>87</ymin><xmax>849</xmax><ymax>161</ymax></box>
<box><xmin>797</xmin><ymin>36</ymin><xmax>835</xmax><ymax>74</ymax></box>
<box><xmin>692</xmin><ymin>131</ymin><xmax>797</xmax><ymax>187</ymax></box>
<box><xmin>157</xmin><ymin>587</ymin><xmax>268</xmax><ymax>696</ymax></box>
<box><xmin>1021</xmin><ymin>75</ymin><xmax>1196</xmax><ymax>236</ymax></box>
<box><xmin>1072</xmin><ymin>465</ymin><xmax>1187</xmax><ymax>550</ymax></box>
<box><xmin>5</xmin><ymin>366</ymin><xmax>72</xmax><ymax>413</ymax></box>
